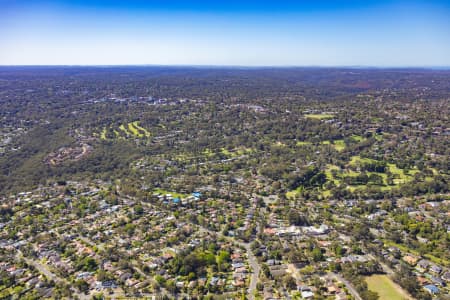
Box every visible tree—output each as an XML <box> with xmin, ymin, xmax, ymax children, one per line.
<box><xmin>312</xmin><ymin>247</ymin><xmax>324</xmax><ymax>262</ymax></box>
<box><xmin>283</xmin><ymin>275</ymin><xmax>297</xmax><ymax>291</ymax></box>
<box><xmin>134</xmin><ymin>204</ymin><xmax>144</xmax><ymax>215</ymax></box>
<box><xmin>74</xmin><ymin>279</ymin><xmax>89</xmax><ymax>293</ymax></box>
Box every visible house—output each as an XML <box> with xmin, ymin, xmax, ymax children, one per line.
<box><xmin>301</xmin><ymin>290</ymin><xmax>314</xmax><ymax>299</ymax></box>
<box><xmin>231</xmin><ymin>252</ymin><xmax>242</xmax><ymax>260</ymax></box>
<box><xmin>423</xmin><ymin>284</ymin><xmax>439</xmax><ymax>294</ymax></box>
<box><xmin>335</xmin><ymin>292</ymin><xmax>348</xmax><ymax>300</ymax></box>
<box><xmin>188</xmin><ymin>280</ymin><xmax>196</xmax><ymax>289</ymax></box>
<box><xmin>403</xmin><ymin>255</ymin><xmax>419</xmax><ymax>266</ymax></box>
<box><xmin>269</xmin><ymin>265</ymin><xmax>287</xmax><ymax>278</ymax></box>
<box><xmin>430</xmin><ymin>276</ymin><xmax>445</xmax><ymax>287</ymax></box>
<box><xmin>430</xmin><ymin>265</ymin><xmax>442</xmax><ymax>275</ymax></box>
<box><xmin>388</xmin><ymin>246</ymin><xmax>400</xmax><ymax>253</ymax></box>
<box><xmin>416</xmin><ymin>259</ymin><xmax>431</xmax><ymax>272</ymax></box>
<box><xmin>99</xmin><ymin>280</ymin><xmax>117</xmax><ymax>289</ymax></box>
<box><xmin>232</xmin><ymin>262</ymin><xmax>245</xmax><ymax>269</ymax></box>
<box><xmin>267</xmin><ymin>259</ymin><xmax>281</xmax><ymax>266</ymax></box>
<box><xmin>119</xmin><ymin>272</ymin><xmax>132</xmax><ymax>282</ymax></box>
<box><xmin>417</xmin><ymin>276</ymin><xmax>429</xmax><ymax>285</ymax></box>
<box><xmin>198</xmin><ymin>278</ymin><xmax>207</xmax><ymax>286</ymax></box>
<box><xmin>210</xmin><ymin>277</ymin><xmax>219</xmax><ymax>286</ymax></box>
<box><xmin>326</xmin><ymin>284</ymin><xmax>340</xmax><ymax>294</ymax></box>
<box><xmin>233</xmin><ymin>279</ymin><xmax>245</xmax><ymax>287</ymax></box>
<box><xmin>442</xmin><ymin>271</ymin><xmax>450</xmax><ymax>282</ymax></box>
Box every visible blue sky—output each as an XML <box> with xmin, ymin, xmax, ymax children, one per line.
<box><xmin>0</xmin><ymin>0</ymin><xmax>449</xmax><ymax>66</ymax></box>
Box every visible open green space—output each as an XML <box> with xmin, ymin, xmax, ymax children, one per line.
<box><xmin>349</xmin><ymin>155</ymin><xmax>376</xmax><ymax>165</ymax></box>
<box><xmin>100</xmin><ymin>128</ymin><xmax>107</xmax><ymax>140</ymax></box>
<box><xmin>127</xmin><ymin>122</ymin><xmax>143</xmax><ymax>137</ymax></box>
<box><xmin>304</xmin><ymin>113</ymin><xmax>334</xmax><ymax>119</ymax></box>
<box><xmin>153</xmin><ymin>188</ymin><xmax>188</xmax><ymax>199</ymax></box>
<box><xmin>365</xmin><ymin>275</ymin><xmax>410</xmax><ymax>300</ymax></box>
<box><xmin>221</xmin><ymin>147</ymin><xmax>254</xmax><ymax>158</ymax></box>
<box><xmin>318</xmin><ymin>156</ymin><xmax>426</xmax><ymax>197</ymax></box>
<box><xmin>131</xmin><ymin>121</ymin><xmax>151</xmax><ymax>137</ymax></box>
<box><xmin>350</xmin><ymin>135</ymin><xmax>367</xmax><ymax>142</ymax></box>
<box><xmin>99</xmin><ymin>121</ymin><xmax>150</xmax><ymax>140</ymax></box>
<box><xmin>286</xmin><ymin>186</ymin><xmax>303</xmax><ymax>199</ymax></box>
<box><xmin>332</xmin><ymin>139</ymin><xmax>346</xmax><ymax>151</ymax></box>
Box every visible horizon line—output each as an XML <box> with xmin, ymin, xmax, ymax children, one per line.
<box><xmin>1</xmin><ymin>64</ymin><xmax>450</xmax><ymax>70</ymax></box>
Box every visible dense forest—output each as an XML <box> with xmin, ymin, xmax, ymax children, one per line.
<box><xmin>0</xmin><ymin>67</ymin><xmax>449</xmax><ymax>299</ymax></box>
<box><xmin>0</xmin><ymin>67</ymin><xmax>448</xmax><ymax>199</ymax></box>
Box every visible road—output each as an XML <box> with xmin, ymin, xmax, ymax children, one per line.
<box><xmin>198</xmin><ymin>226</ymin><xmax>261</xmax><ymax>300</ymax></box>
<box><xmin>137</xmin><ymin>195</ymin><xmax>262</xmax><ymax>299</ymax></box>
<box><xmin>16</xmin><ymin>250</ymin><xmax>90</xmax><ymax>300</ymax></box>
<box><xmin>241</xmin><ymin>241</ymin><xmax>260</xmax><ymax>300</ymax></box>
<box><xmin>329</xmin><ymin>272</ymin><xmax>362</xmax><ymax>300</ymax></box>
<box><xmin>17</xmin><ymin>250</ymin><xmax>62</xmax><ymax>283</ymax></box>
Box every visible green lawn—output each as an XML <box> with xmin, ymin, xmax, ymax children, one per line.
<box><xmin>324</xmin><ymin>164</ymin><xmax>340</xmax><ymax>185</ymax></box>
<box><xmin>100</xmin><ymin>127</ymin><xmax>107</xmax><ymax>140</ymax></box>
<box><xmin>128</xmin><ymin>122</ymin><xmax>144</xmax><ymax>137</ymax></box>
<box><xmin>365</xmin><ymin>275</ymin><xmax>411</xmax><ymax>300</ymax></box>
<box><xmin>220</xmin><ymin>147</ymin><xmax>253</xmax><ymax>157</ymax></box>
<box><xmin>304</xmin><ymin>113</ymin><xmax>334</xmax><ymax>119</ymax></box>
<box><xmin>119</xmin><ymin>124</ymin><xmax>130</xmax><ymax>136</ymax></box>
<box><xmin>333</xmin><ymin>139</ymin><xmax>346</xmax><ymax>151</ymax></box>
<box><xmin>98</xmin><ymin>121</ymin><xmax>150</xmax><ymax>140</ymax></box>
<box><xmin>374</xmin><ymin>133</ymin><xmax>384</xmax><ymax>141</ymax></box>
<box><xmin>349</xmin><ymin>155</ymin><xmax>375</xmax><ymax>165</ymax></box>
<box><xmin>286</xmin><ymin>186</ymin><xmax>303</xmax><ymax>199</ymax></box>
<box><xmin>350</xmin><ymin>135</ymin><xmax>367</xmax><ymax>142</ymax></box>
<box><xmin>131</xmin><ymin>121</ymin><xmax>151</xmax><ymax>137</ymax></box>
<box><xmin>153</xmin><ymin>188</ymin><xmax>188</xmax><ymax>199</ymax></box>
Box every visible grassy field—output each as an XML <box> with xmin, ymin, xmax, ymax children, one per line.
<box><xmin>131</xmin><ymin>121</ymin><xmax>151</xmax><ymax>137</ymax></box>
<box><xmin>324</xmin><ymin>164</ymin><xmax>340</xmax><ymax>185</ymax></box>
<box><xmin>286</xmin><ymin>186</ymin><xmax>303</xmax><ymax>199</ymax></box>
<box><xmin>350</xmin><ymin>134</ymin><xmax>367</xmax><ymax>142</ymax></box>
<box><xmin>100</xmin><ymin>128</ymin><xmax>107</xmax><ymax>140</ymax></box>
<box><xmin>349</xmin><ymin>155</ymin><xmax>375</xmax><ymax>165</ymax></box>
<box><xmin>365</xmin><ymin>275</ymin><xmax>411</xmax><ymax>300</ymax></box>
<box><xmin>153</xmin><ymin>188</ymin><xmax>188</xmax><ymax>199</ymax></box>
<box><xmin>99</xmin><ymin>121</ymin><xmax>150</xmax><ymax>140</ymax></box>
<box><xmin>127</xmin><ymin>122</ymin><xmax>143</xmax><ymax>137</ymax></box>
<box><xmin>304</xmin><ymin>113</ymin><xmax>334</xmax><ymax>119</ymax></box>
<box><xmin>319</xmin><ymin>155</ymin><xmax>424</xmax><ymax>197</ymax></box>
<box><xmin>374</xmin><ymin>133</ymin><xmax>384</xmax><ymax>141</ymax></box>
<box><xmin>221</xmin><ymin>147</ymin><xmax>254</xmax><ymax>158</ymax></box>
<box><xmin>333</xmin><ymin>139</ymin><xmax>346</xmax><ymax>151</ymax></box>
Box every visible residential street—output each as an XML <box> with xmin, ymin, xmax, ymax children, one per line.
<box><xmin>329</xmin><ymin>272</ymin><xmax>362</xmax><ymax>300</ymax></box>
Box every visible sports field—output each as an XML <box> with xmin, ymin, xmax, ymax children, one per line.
<box><xmin>365</xmin><ymin>275</ymin><xmax>412</xmax><ymax>300</ymax></box>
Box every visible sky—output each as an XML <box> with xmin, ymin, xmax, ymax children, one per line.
<box><xmin>0</xmin><ymin>0</ymin><xmax>449</xmax><ymax>66</ymax></box>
